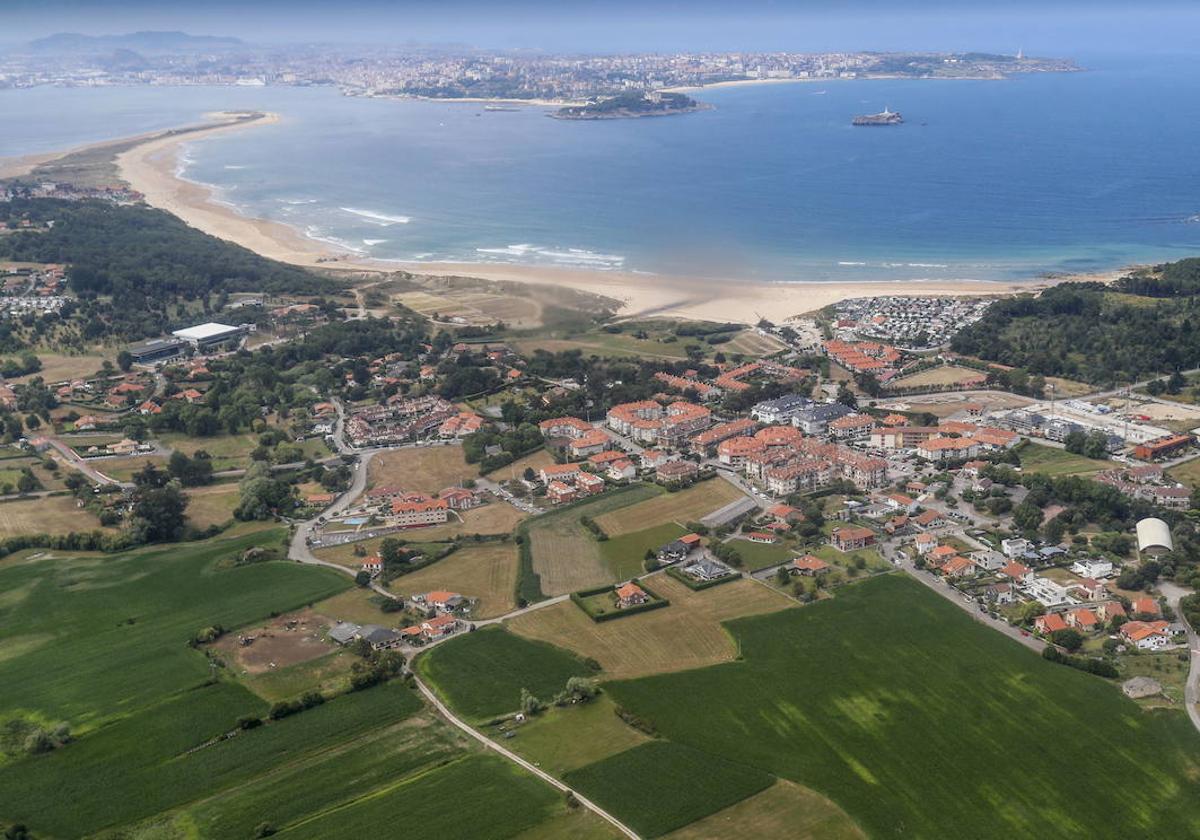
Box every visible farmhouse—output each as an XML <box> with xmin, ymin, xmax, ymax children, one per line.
<box><xmin>420</xmin><ymin>613</ymin><xmax>460</xmax><ymax>639</ymax></box>
<box><xmin>422</xmin><ymin>590</ymin><xmax>466</xmax><ymax>612</ymax></box>
<box><xmin>615</xmin><ymin>582</ymin><xmax>649</xmax><ymax>608</ymax></box>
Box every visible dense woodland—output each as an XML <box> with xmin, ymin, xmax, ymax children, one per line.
<box><xmin>0</xmin><ymin>198</ymin><xmax>341</xmax><ymax>341</ymax></box>
<box><xmin>951</xmin><ymin>272</ymin><xmax>1200</xmax><ymax>385</ymax></box>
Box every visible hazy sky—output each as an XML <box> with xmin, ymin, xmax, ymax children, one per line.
<box><xmin>2</xmin><ymin>0</ymin><xmax>1197</xmax><ymax>56</ymax></box>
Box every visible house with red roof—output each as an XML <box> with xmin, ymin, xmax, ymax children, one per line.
<box><xmin>1120</xmin><ymin>620</ymin><xmax>1173</xmax><ymax>651</ymax></box>
<box><xmin>1066</xmin><ymin>608</ymin><xmax>1100</xmax><ymax>632</ymax></box>
<box><xmin>615</xmin><ymin>582</ymin><xmax>649</xmax><ymax>608</ymax></box>
<box><xmin>1132</xmin><ymin>596</ymin><xmax>1161</xmax><ymax>618</ymax></box>
<box><xmin>1035</xmin><ymin>613</ymin><xmax>1069</xmax><ymax>635</ymax></box>
<box><xmin>791</xmin><ymin>555</ymin><xmax>830</xmax><ymax>576</ymax></box>
<box><xmin>832</xmin><ymin>526</ymin><xmax>875</xmax><ymax>552</ymax></box>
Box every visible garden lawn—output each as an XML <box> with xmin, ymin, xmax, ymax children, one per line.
<box><xmin>564</xmin><ymin>741</ymin><xmax>774</xmax><ymax>838</ymax></box>
<box><xmin>417</xmin><ymin>626</ymin><xmax>593</xmax><ymax>721</ymax></box>
<box><xmin>599</xmin><ymin>522</ymin><xmax>688</xmax><ymax>580</ymax></box>
<box><xmin>605</xmin><ymin>575</ymin><xmax>1200</xmax><ymax>839</ymax></box>
<box><xmin>727</xmin><ymin>537</ymin><xmax>793</xmax><ymax>571</ymax></box>
<box><xmin>275</xmin><ymin>755</ymin><xmax>567</xmax><ymax>840</ymax></box>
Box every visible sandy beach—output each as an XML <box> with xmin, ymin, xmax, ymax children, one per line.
<box><xmin>111</xmin><ymin>113</ymin><xmax>1094</xmax><ymax>323</ymax></box>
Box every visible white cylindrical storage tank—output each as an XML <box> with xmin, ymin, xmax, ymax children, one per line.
<box><xmin>1136</xmin><ymin>517</ymin><xmax>1173</xmax><ymax>557</ymax></box>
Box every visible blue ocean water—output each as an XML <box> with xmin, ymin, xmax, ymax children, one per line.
<box><xmin>3</xmin><ymin>53</ymin><xmax>1199</xmax><ymax>282</ymax></box>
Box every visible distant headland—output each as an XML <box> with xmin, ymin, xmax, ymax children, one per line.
<box><xmin>552</xmin><ymin>91</ymin><xmax>711</xmax><ymax>120</ymax></box>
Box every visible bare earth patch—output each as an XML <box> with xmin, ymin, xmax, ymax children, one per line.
<box><xmin>212</xmin><ymin>608</ymin><xmax>337</xmax><ymax>674</ymax></box>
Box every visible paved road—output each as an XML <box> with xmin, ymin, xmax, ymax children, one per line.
<box><xmin>411</xmin><ymin>674</ymin><xmax>640</xmax><ymax>839</ymax></box>
<box><xmin>1159</xmin><ymin>581</ymin><xmax>1200</xmax><ymax>734</ymax></box>
<box><xmin>43</xmin><ymin>438</ymin><xmax>134</xmax><ymax>489</ymax></box>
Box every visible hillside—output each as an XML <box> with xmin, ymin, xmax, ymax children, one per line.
<box><xmin>951</xmin><ymin>264</ymin><xmax>1200</xmax><ymax>385</ymax></box>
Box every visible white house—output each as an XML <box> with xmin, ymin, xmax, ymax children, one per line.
<box><xmin>1026</xmin><ymin>577</ymin><xmax>1077</xmax><ymax>608</ymax></box>
<box><xmin>1071</xmin><ymin>558</ymin><xmax>1114</xmax><ymax>579</ymax></box>
<box><xmin>1001</xmin><ymin>538</ymin><xmax>1031</xmax><ymax>559</ymax></box>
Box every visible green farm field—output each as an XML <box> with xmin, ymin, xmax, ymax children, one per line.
<box><xmin>275</xmin><ymin>754</ymin><xmax>587</xmax><ymax>840</ymax></box>
<box><xmin>417</xmin><ymin>626</ymin><xmax>593</xmax><ymax>721</ymax></box>
<box><xmin>605</xmin><ymin>574</ymin><xmax>1200</xmax><ymax>838</ymax></box>
<box><xmin>564</xmin><ymin>741</ymin><xmax>774</xmax><ymax>838</ymax></box>
<box><xmin>0</xmin><ymin>528</ymin><xmax>347</xmax><ymax>728</ymax></box>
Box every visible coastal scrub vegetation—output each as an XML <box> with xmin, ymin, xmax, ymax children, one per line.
<box><xmin>0</xmin><ymin>197</ymin><xmax>342</xmax><ymax>342</ymax></box>
<box><xmin>952</xmin><ymin>261</ymin><xmax>1200</xmax><ymax>385</ymax></box>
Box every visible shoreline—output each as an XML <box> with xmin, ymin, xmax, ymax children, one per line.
<box><xmin>109</xmin><ymin>113</ymin><xmax>1128</xmax><ymax>324</ymax></box>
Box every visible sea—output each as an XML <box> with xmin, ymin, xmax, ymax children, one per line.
<box><xmin>3</xmin><ymin>52</ymin><xmax>1200</xmax><ymax>283</ymax></box>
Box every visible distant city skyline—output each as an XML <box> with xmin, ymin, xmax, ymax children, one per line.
<box><xmin>2</xmin><ymin>1</ymin><xmax>1199</xmax><ymax>56</ymax></box>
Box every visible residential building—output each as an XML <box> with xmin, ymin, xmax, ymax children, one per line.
<box><xmin>616</xmin><ymin>582</ymin><xmax>649</xmax><ymax>608</ymax></box>
<box><xmin>832</xmin><ymin>526</ymin><xmax>875</xmax><ymax>552</ymax></box>
<box><xmin>1120</xmin><ymin>620</ymin><xmax>1173</xmax><ymax>651</ymax></box>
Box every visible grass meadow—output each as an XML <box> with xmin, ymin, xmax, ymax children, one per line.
<box><xmin>605</xmin><ymin>574</ymin><xmax>1200</xmax><ymax>838</ymax></box>
<box><xmin>592</xmin><ymin>479</ymin><xmax>744</xmax><ymax>537</ymax></box>
<box><xmin>599</xmin><ymin>522</ymin><xmax>688</xmax><ymax>580</ymax></box>
<box><xmin>527</xmin><ymin>484</ymin><xmax>663</xmax><ymax>595</ymax></box>
<box><xmin>1017</xmin><ymin>441</ymin><xmax>1114</xmax><ymax>477</ymax></box>
<box><xmin>510</xmin><ymin>574</ymin><xmax>791</xmax><ymax>680</ymax></box>
<box><xmin>417</xmin><ymin>626</ymin><xmax>594</xmax><ymax>721</ymax></box>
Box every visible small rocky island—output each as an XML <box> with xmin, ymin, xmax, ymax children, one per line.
<box><xmin>852</xmin><ymin>107</ymin><xmax>904</xmax><ymax>126</ymax></box>
<box><xmin>553</xmin><ymin>91</ymin><xmax>711</xmax><ymax>120</ymax></box>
